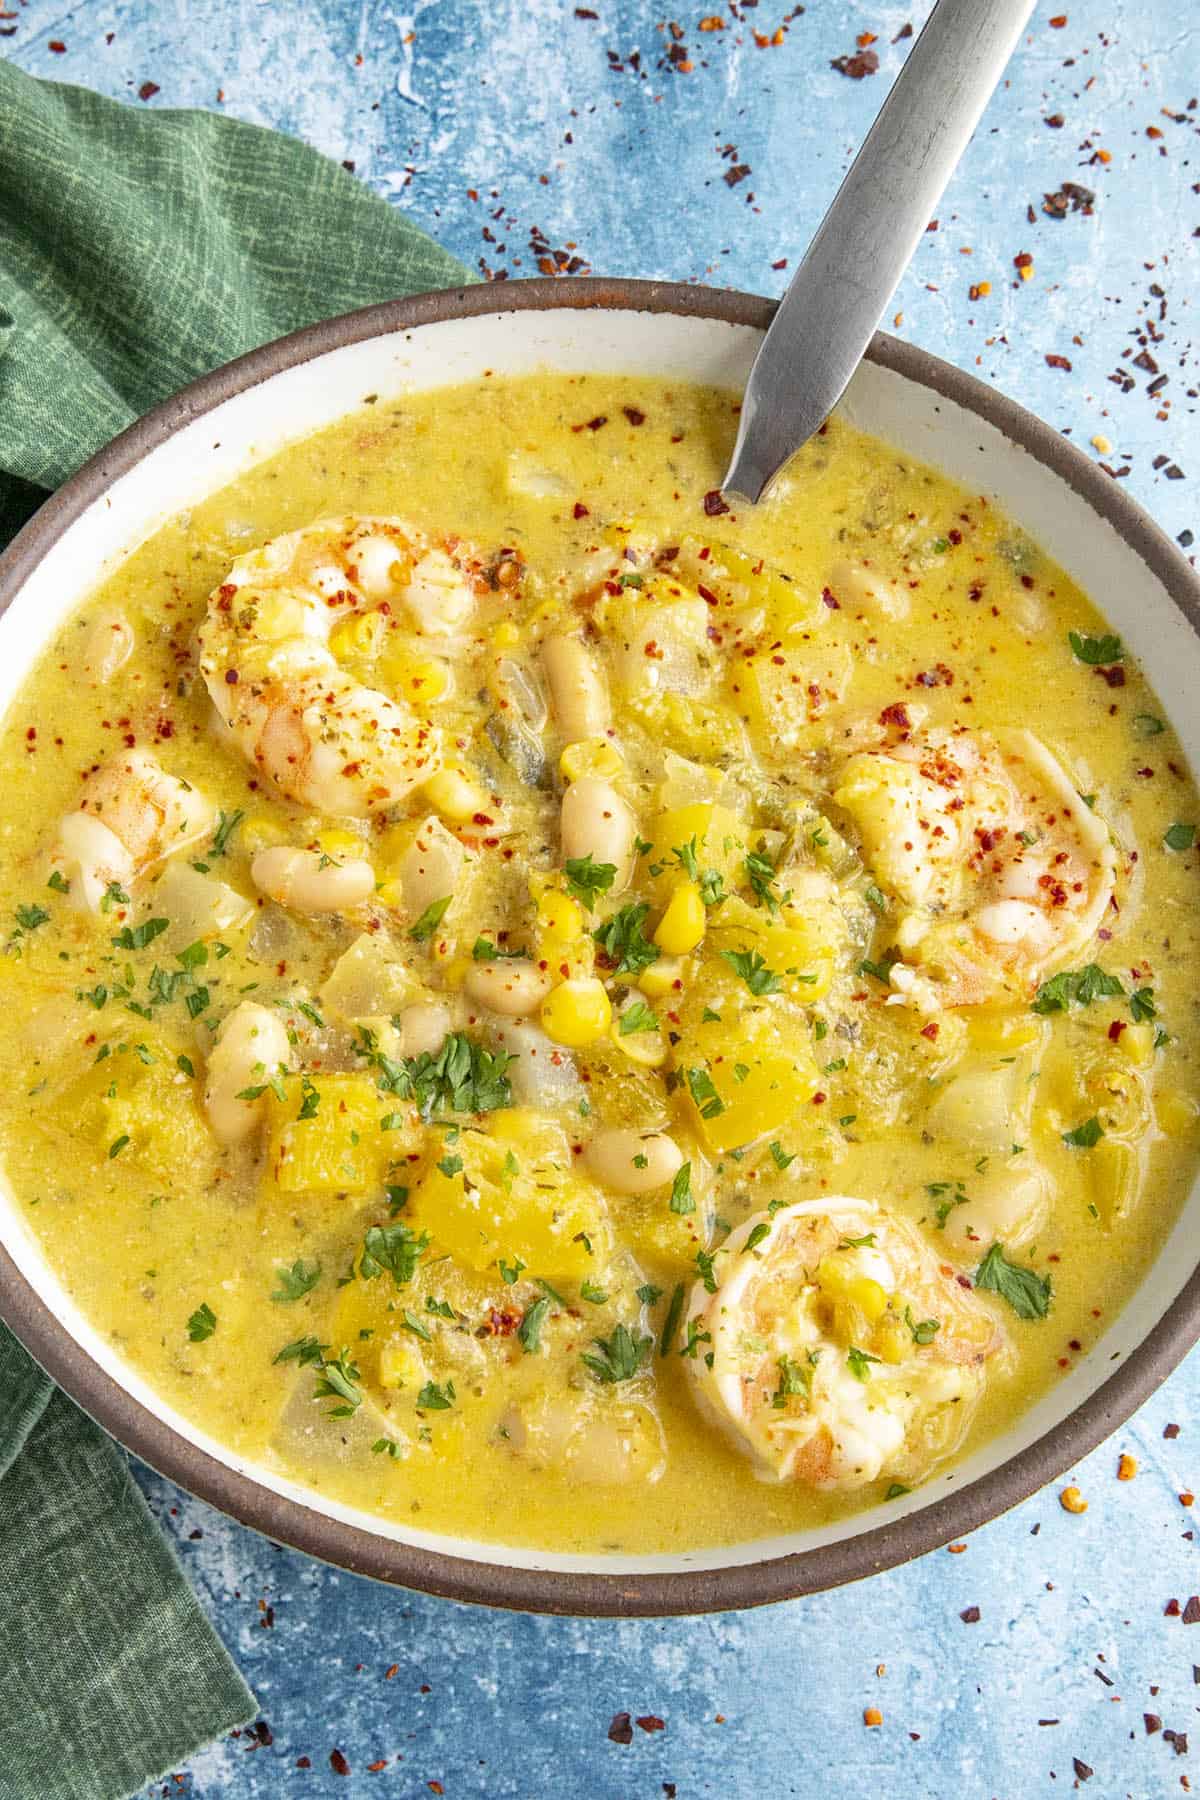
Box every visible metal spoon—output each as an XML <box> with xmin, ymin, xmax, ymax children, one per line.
<box><xmin>723</xmin><ymin>0</ymin><xmax>1036</xmax><ymax>505</ymax></box>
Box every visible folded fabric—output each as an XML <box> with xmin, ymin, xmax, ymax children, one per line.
<box><xmin>0</xmin><ymin>59</ymin><xmax>468</xmax><ymax>1800</ymax></box>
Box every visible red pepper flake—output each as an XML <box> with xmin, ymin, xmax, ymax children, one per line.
<box><xmin>367</xmin><ymin>1760</ymin><xmax>387</xmax><ymax>1773</ymax></box>
<box><xmin>636</xmin><ymin>1715</ymin><xmax>666</xmax><ymax>1733</ymax></box>
<box><xmin>1045</xmin><ymin>353</ymin><xmax>1073</xmax><ymax>371</ymax></box>
<box><xmin>384</xmin><ymin>1663</ymin><xmax>399</xmax><ymax>1680</ymax></box>
<box><xmin>296</xmin><ymin>1756</ymin><xmax>311</xmax><ymax>1769</ymax></box>
<box><xmin>879</xmin><ymin>702</ymin><xmax>912</xmax><ymax>729</ymax></box>
<box><xmin>1182</xmin><ymin>1594</ymin><xmax>1200</xmax><ymax>1623</ymax></box>
<box><xmin>699</xmin><ymin>15</ymin><xmax>725</xmax><ymax>29</ymax></box>
<box><xmin>572</xmin><ymin>501</ymin><xmax>590</xmax><ymax>519</ymax></box>
<box><xmin>1049</xmin><ymin>12</ymin><xmax>1068</xmax><ymax>23</ymax></box>
<box><xmin>574</xmin><ymin>6</ymin><xmax>598</xmax><ymax>15</ymax></box>
<box><xmin>48</xmin><ymin>39</ymin><xmax>66</xmax><ymax>52</ymax></box>
<box><xmin>571</xmin><ymin>415</ymin><xmax>608</xmax><ymax>432</ymax></box>
<box><xmin>1165</xmin><ymin>1423</ymin><xmax>1182</xmax><ymax>1438</ymax></box>
<box><xmin>920</xmin><ymin>1022</ymin><xmax>939</xmax><ymax>1040</ymax></box>
<box><xmin>821</xmin><ymin>586</ymin><xmax>840</xmax><ymax>609</ymax></box>
<box><xmin>1147</xmin><ymin>1714</ymin><xmax>1163</xmax><ymax>1734</ymax></box>
<box><xmin>224</xmin><ymin>668</ymin><xmax>239</xmax><ymax>685</ymax></box>
<box><xmin>330</xmin><ymin>1749</ymin><xmax>351</xmax><ymax>1776</ymax></box>
<box><xmin>724</xmin><ymin>164</ymin><xmax>751</xmax><ymax>187</ymax></box>
<box><xmin>959</xmin><ymin>1604</ymin><xmax>981</xmax><ymax>1623</ymax></box>
<box><xmin>428</xmin><ymin>1784</ymin><xmax>445</xmax><ymax>1796</ymax></box>
<box><xmin>608</xmin><ymin>1712</ymin><xmax>634</xmax><ymax>1745</ymax></box>
<box><xmin>1013</xmin><ymin>251</ymin><xmax>1034</xmax><ymax>269</ymax></box>
<box><xmin>831</xmin><ymin>47</ymin><xmax>879</xmax><ymax>77</ymax></box>
<box><xmin>1044</xmin><ymin>113</ymin><xmax>1065</xmax><ymax>128</ymax></box>
<box><xmin>138</xmin><ymin>80</ymin><xmax>160</xmax><ymax>100</ymax></box>
<box><xmin>702</xmin><ymin>489</ymin><xmax>730</xmax><ymax>517</ymax></box>
<box><xmin>1073</xmin><ymin>1759</ymin><xmax>1093</xmax><ymax>1782</ymax></box>
<box><xmin>1107</xmin><ymin>1020</ymin><xmax>1127</xmax><ymax>1043</ymax></box>
<box><xmin>622</xmin><ymin>407</ymin><xmax>646</xmax><ymax>426</ymax></box>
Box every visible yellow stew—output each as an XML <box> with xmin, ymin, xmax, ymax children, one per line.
<box><xmin>1</xmin><ymin>373</ymin><xmax>1197</xmax><ymax>1553</ymax></box>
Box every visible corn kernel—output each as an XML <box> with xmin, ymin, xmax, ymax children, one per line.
<box><xmin>1059</xmin><ymin>1484</ymin><xmax>1088</xmax><ymax>1514</ymax></box>
<box><xmin>1120</xmin><ymin>1021</ymin><xmax>1155</xmax><ymax>1067</ymax></box>
<box><xmin>422</xmin><ymin>766</ymin><xmax>487</xmax><ymax>824</ymax></box>
<box><xmin>329</xmin><ymin>609</ymin><xmax>385</xmax><ymax>662</ymax></box>
<box><xmin>848</xmin><ymin>1276</ymin><xmax>889</xmax><ymax>1323</ymax></box>
<box><xmin>638</xmin><ymin>955</ymin><xmax>686</xmax><ymax>999</ymax></box>
<box><xmin>654</xmin><ymin>881</ymin><xmax>707</xmax><ymax>955</ymax></box>
<box><xmin>384</xmin><ymin>650</ymin><xmax>450</xmax><ymax>707</ymax></box>
<box><xmin>240</xmin><ymin>812</ymin><xmax>289</xmax><ymax>855</ymax></box>
<box><xmin>492</xmin><ymin>621</ymin><xmax>520</xmax><ymax>650</ymax></box>
<box><xmin>315</xmin><ymin>827</ymin><xmax>366</xmax><ymax>860</ymax></box>
<box><xmin>376</xmin><ymin>876</ymin><xmax>405</xmax><ymax>910</ymax></box>
<box><xmin>1156</xmin><ymin>1088</ymin><xmax>1199</xmax><ymax>1136</ymax></box>
<box><xmin>540</xmin><ymin>976</ymin><xmax>612</xmax><ymax>1048</ymax></box>
<box><xmin>537</xmin><ymin>889</ymin><xmax>584</xmax><ymax>944</ymax></box>
<box><xmin>560</xmin><ymin>737</ymin><xmax>622</xmax><ymax>782</ymax></box>
<box><xmin>1117</xmin><ymin>1453</ymin><xmax>1137</xmax><ymax>1481</ymax></box>
<box><xmin>378</xmin><ymin>1339</ymin><xmax>427</xmax><ymax>1390</ymax></box>
<box><xmin>874</xmin><ymin>1321</ymin><xmax>908</xmax><ymax>1365</ymax></box>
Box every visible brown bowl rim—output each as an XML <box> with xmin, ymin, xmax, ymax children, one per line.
<box><xmin>1</xmin><ymin>276</ymin><xmax>1198</xmax><ymax>1616</ymax></box>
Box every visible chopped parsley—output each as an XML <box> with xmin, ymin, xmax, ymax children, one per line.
<box><xmin>1062</xmin><ymin>1116</ymin><xmax>1103</xmax><ymax>1149</ymax></box>
<box><xmin>637</xmin><ymin>1282</ymin><xmax>664</xmax><ymax>1307</ymax></box>
<box><xmin>296</xmin><ymin>1077</ymin><xmax>321</xmax><ymax>1121</ymax></box>
<box><xmin>743</xmin><ymin>1221</ymin><xmax>771</xmax><ymax>1255</ymax></box>
<box><xmin>719</xmin><ymin>947</ymin><xmax>783</xmax><ymax>997</ymax></box>
<box><xmin>1068</xmin><ymin>630</ymin><xmax>1123</xmax><ymax>666</ymax></box>
<box><xmin>563</xmin><ymin>854</ymin><xmax>617</xmax><ymax>908</ymax></box>
<box><xmin>684</xmin><ymin>1065</ymin><xmax>724</xmax><ymax>1120</ymax></box>
<box><xmin>772</xmin><ymin>1353</ymin><xmax>812</xmax><ymax>1407</ymax></box>
<box><xmin>210</xmin><ymin>808</ymin><xmax>245</xmax><ymax>857</ymax></box>
<box><xmin>1129</xmin><ymin>987</ymin><xmax>1157</xmax><ymax>1023</ymax></box>
<box><xmin>417</xmin><ymin>1378</ymin><xmax>456</xmax><ymax>1411</ymax></box>
<box><xmin>582</xmin><ymin>1323</ymin><xmax>652</xmax><ymax>1384</ymax></box>
<box><xmin>744</xmin><ymin>849</ymin><xmax>786</xmax><ymax>915</ymax></box>
<box><xmin>846</xmin><ymin>1346</ymin><xmax>880</xmax><ymax>1382</ymax></box>
<box><xmin>410</xmin><ymin>895</ymin><xmax>452</xmax><ymax>942</ymax></box>
<box><xmin>313</xmin><ymin>1348</ymin><xmax>362</xmax><ymax>1417</ymax></box>
<box><xmin>658</xmin><ymin>1283</ymin><xmax>685</xmax><ymax>1358</ymax></box>
<box><xmin>517</xmin><ymin>1296</ymin><xmax>552</xmax><ymax>1354</ymax></box>
<box><xmin>186</xmin><ymin>1302</ymin><xmax>216</xmax><ymax>1343</ymax></box>
<box><xmin>974</xmin><ymin>1242</ymin><xmax>1052</xmax><ymax>1319</ymax></box>
<box><xmin>273</xmin><ymin>1335</ymin><xmax>327</xmax><ymax>1368</ymax></box>
<box><xmin>14</xmin><ymin>902</ymin><xmax>51</xmax><ymax>933</ymax></box>
<box><xmin>1032</xmin><ymin>964</ymin><xmax>1124</xmax><ymax>1014</ymax></box>
<box><xmin>618</xmin><ymin>999</ymin><xmax>659</xmax><ymax>1037</ymax></box>
<box><xmin>769</xmin><ymin>1141</ymin><xmax>795</xmax><ymax>1170</ymax></box>
<box><xmin>593</xmin><ymin>902</ymin><xmax>659</xmax><ymax>977</ymax></box>
<box><xmin>359</xmin><ymin>1221</ymin><xmax>430</xmax><ymax>1286</ymax></box>
<box><xmin>111</xmin><ymin>917</ymin><xmax>168</xmax><ymax>952</ymax></box>
<box><xmin>669</xmin><ymin>1161</ymin><xmax>695</xmax><ymax>1216</ymax></box>
<box><xmin>580</xmin><ymin>1280</ymin><xmax>608</xmax><ymax>1305</ymax></box>
<box><xmin>498</xmin><ymin>1256</ymin><xmax>526</xmax><ymax>1285</ymax></box>
<box><xmin>271</xmin><ymin>1259</ymin><xmax>321</xmax><ymax>1303</ymax></box>
<box><xmin>400</xmin><ymin>1032</ymin><xmax>515</xmax><ymax>1119</ymax></box>
<box><xmin>927</xmin><ymin>1180</ymin><xmax>970</xmax><ymax>1228</ymax></box>
<box><xmin>904</xmin><ymin>1306</ymin><xmax>941</xmax><ymax>1346</ymax></box>
<box><xmin>472</xmin><ymin>936</ymin><xmax>521</xmax><ymax>962</ymax></box>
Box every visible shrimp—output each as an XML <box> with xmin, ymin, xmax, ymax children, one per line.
<box><xmin>198</xmin><ymin>517</ymin><xmax>496</xmax><ymax>817</ymax></box>
<box><xmin>51</xmin><ymin>748</ymin><xmax>214</xmax><ymax>913</ymax></box>
<box><xmin>685</xmin><ymin>1198</ymin><xmax>1003</xmax><ymax>1491</ymax></box>
<box><xmin>834</xmin><ymin>728</ymin><xmax>1117</xmax><ymax>1008</ymax></box>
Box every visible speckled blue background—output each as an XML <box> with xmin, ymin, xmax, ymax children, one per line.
<box><xmin>5</xmin><ymin>0</ymin><xmax>1200</xmax><ymax>1793</ymax></box>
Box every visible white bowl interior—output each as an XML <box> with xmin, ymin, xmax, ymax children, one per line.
<box><xmin>2</xmin><ymin>306</ymin><xmax>1197</xmax><ymax>1576</ymax></box>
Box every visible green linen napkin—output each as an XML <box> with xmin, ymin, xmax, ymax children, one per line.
<box><xmin>0</xmin><ymin>61</ymin><xmax>469</xmax><ymax>1800</ymax></box>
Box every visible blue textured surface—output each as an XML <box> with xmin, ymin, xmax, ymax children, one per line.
<box><xmin>6</xmin><ymin>2</ymin><xmax>1200</xmax><ymax>1793</ymax></box>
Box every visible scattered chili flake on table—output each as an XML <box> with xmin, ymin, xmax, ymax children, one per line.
<box><xmin>138</xmin><ymin>81</ymin><xmax>160</xmax><ymax>100</ymax></box>
<box><xmin>637</xmin><ymin>1715</ymin><xmax>666</xmax><ymax>1733</ymax></box>
<box><xmin>608</xmin><ymin>1712</ymin><xmax>634</xmax><ymax>1745</ymax></box>
<box><xmin>329</xmin><ymin>1749</ymin><xmax>351</xmax><ymax>1776</ymax></box>
<box><xmin>1183</xmin><ymin>1595</ymin><xmax>1200</xmax><ymax>1624</ymax></box>
<box><xmin>1073</xmin><ymin>1758</ymin><xmax>1094</xmax><ymax>1782</ymax></box>
<box><xmin>1182</xmin><ymin>1492</ymin><xmax>1196</xmax><ymax>1507</ymax></box>
<box><xmin>1045</xmin><ymin>353</ymin><xmax>1073</xmax><ymax>371</ymax></box>
<box><xmin>1165</xmin><ymin>1422</ymin><xmax>1182</xmax><ymax>1439</ymax></box>
<box><xmin>831</xmin><ymin>47</ymin><xmax>879</xmax><ymax>77</ymax></box>
<box><xmin>863</xmin><ymin>1707</ymin><xmax>883</xmax><ymax>1727</ymax></box>
<box><xmin>960</xmin><ymin>1604</ymin><xmax>982</xmax><ymax>1623</ymax></box>
<box><xmin>703</xmin><ymin>489</ymin><xmax>730</xmax><ymax>517</ymax></box>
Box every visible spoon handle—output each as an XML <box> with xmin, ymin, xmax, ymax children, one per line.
<box><xmin>723</xmin><ymin>0</ymin><xmax>1036</xmax><ymax>504</ymax></box>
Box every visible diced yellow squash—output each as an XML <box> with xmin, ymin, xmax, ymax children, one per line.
<box><xmin>1087</xmin><ymin>1136</ymin><xmax>1140</xmax><ymax>1226</ymax></box>
<box><xmin>671</xmin><ymin>972</ymin><xmax>820</xmax><ymax>1152</ymax></box>
<box><xmin>320</xmin><ymin>932</ymin><xmax>419</xmax><ymax>1023</ymax></box>
<box><xmin>726</xmin><ymin>641</ymin><xmax>853</xmax><ymax>747</ymax></box>
<box><xmin>263</xmin><ymin>1074</ymin><xmax>404</xmax><ymax>1197</ymax></box>
<box><xmin>407</xmin><ymin>1108</ymin><xmax>607</xmax><ymax>1280</ymax></box>
<box><xmin>98</xmin><ymin>1054</ymin><xmax>216</xmax><ymax>1183</ymax></box>
<box><xmin>1156</xmin><ymin>1087</ymin><xmax>1200</xmax><ymax>1136</ymax></box>
<box><xmin>967</xmin><ymin>1008</ymin><xmax>1048</xmax><ymax>1055</ymax></box>
<box><xmin>612</xmin><ymin>1192</ymin><xmax>708</xmax><ymax>1278</ymax></box>
<box><xmin>708</xmin><ymin>894</ymin><xmax>835</xmax><ymax>1002</ymax></box>
<box><xmin>647</xmin><ymin>802</ymin><xmax>746</xmax><ymax>900</ymax></box>
<box><xmin>623</xmin><ymin>690</ymin><xmax>749</xmax><ymax>765</ymax></box>
<box><xmin>673</xmin><ymin>537</ymin><xmax>822</xmax><ymax>635</ymax></box>
<box><xmin>377</xmin><ymin>1336</ymin><xmax>428</xmax><ymax>1391</ymax></box>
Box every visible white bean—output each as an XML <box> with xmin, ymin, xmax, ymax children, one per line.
<box><xmin>583</xmin><ymin>1127</ymin><xmax>684</xmax><ymax>1195</ymax></box>
<box><xmin>396</xmin><ymin>999</ymin><xmax>452</xmax><ymax>1058</ymax></box>
<box><xmin>464</xmin><ymin>958</ymin><xmax>553</xmax><ymax>1018</ymax></box>
<box><xmin>251</xmin><ymin>845</ymin><xmax>375</xmax><ymax>914</ymax></box>
<box><xmin>204</xmin><ymin>1001</ymin><xmax>292</xmax><ymax>1145</ymax></box>
<box><xmin>543</xmin><ymin>634</ymin><xmax>610</xmax><ymax>740</ymax></box>
<box><xmin>561</xmin><ymin>777</ymin><xmax>636</xmax><ymax>893</ymax></box>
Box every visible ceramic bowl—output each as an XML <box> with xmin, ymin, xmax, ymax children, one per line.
<box><xmin>1</xmin><ymin>279</ymin><xmax>1198</xmax><ymax>1615</ymax></box>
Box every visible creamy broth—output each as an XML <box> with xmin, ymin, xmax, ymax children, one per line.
<box><xmin>1</xmin><ymin>373</ymin><xmax>1197</xmax><ymax>1554</ymax></box>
